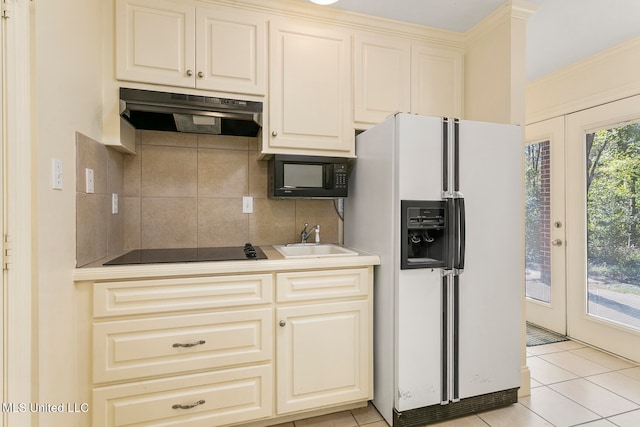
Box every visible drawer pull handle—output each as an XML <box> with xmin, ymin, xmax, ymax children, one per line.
<box><xmin>173</xmin><ymin>340</ymin><xmax>206</xmax><ymax>348</ymax></box>
<box><xmin>172</xmin><ymin>399</ymin><xmax>205</xmax><ymax>410</ymax></box>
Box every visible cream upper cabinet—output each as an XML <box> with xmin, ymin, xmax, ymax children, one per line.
<box><xmin>116</xmin><ymin>0</ymin><xmax>266</xmax><ymax>95</ymax></box>
<box><xmin>411</xmin><ymin>45</ymin><xmax>463</xmax><ymax>118</ymax></box>
<box><xmin>195</xmin><ymin>5</ymin><xmax>265</xmax><ymax>94</ymax></box>
<box><xmin>116</xmin><ymin>0</ymin><xmax>195</xmax><ymax>87</ymax></box>
<box><xmin>353</xmin><ymin>34</ymin><xmax>411</xmax><ymax>124</ymax></box>
<box><xmin>354</xmin><ymin>35</ymin><xmax>463</xmax><ymax>124</ymax></box>
<box><xmin>267</xmin><ymin>19</ymin><xmax>354</xmax><ymax>157</ymax></box>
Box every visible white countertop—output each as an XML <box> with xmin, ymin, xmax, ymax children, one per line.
<box><xmin>73</xmin><ymin>245</ymin><xmax>380</xmax><ymax>282</ymax></box>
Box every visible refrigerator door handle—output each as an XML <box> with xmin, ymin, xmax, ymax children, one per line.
<box><xmin>441</xmin><ymin>272</ymin><xmax>460</xmax><ymax>404</ymax></box>
<box><xmin>446</xmin><ymin>198</ymin><xmax>456</xmax><ymax>270</ymax></box>
<box><xmin>440</xmin><ymin>274</ymin><xmax>449</xmax><ymax>405</ymax></box>
<box><xmin>454</xmin><ymin>119</ymin><xmax>460</xmax><ymax>192</ymax></box>
<box><xmin>452</xmin><ymin>274</ymin><xmax>460</xmax><ymax>402</ymax></box>
<box><xmin>457</xmin><ymin>197</ymin><xmax>466</xmax><ymax>271</ymax></box>
<box><xmin>442</xmin><ymin>118</ymin><xmax>450</xmax><ymax>196</ymax></box>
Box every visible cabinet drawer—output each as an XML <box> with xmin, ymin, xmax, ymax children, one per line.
<box><xmin>93</xmin><ymin>274</ymin><xmax>273</xmax><ymax>317</ymax></box>
<box><xmin>93</xmin><ymin>364</ymin><xmax>272</xmax><ymax>427</ymax></box>
<box><xmin>276</xmin><ymin>268</ymin><xmax>370</xmax><ymax>302</ymax></box>
<box><xmin>94</xmin><ymin>308</ymin><xmax>272</xmax><ymax>383</ymax></box>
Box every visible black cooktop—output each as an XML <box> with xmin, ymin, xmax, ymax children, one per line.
<box><xmin>104</xmin><ymin>243</ymin><xmax>267</xmax><ymax>266</ymax></box>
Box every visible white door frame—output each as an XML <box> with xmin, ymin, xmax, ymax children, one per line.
<box><xmin>566</xmin><ymin>94</ymin><xmax>640</xmax><ymax>363</ymax></box>
<box><xmin>2</xmin><ymin>1</ymin><xmax>34</xmax><ymax>424</ymax></box>
<box><xmin>525</xmin><ymin>117</ymin><xmax>567</xmax><ymax>335</ymax></box>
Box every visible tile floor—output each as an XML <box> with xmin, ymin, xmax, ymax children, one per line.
<box><xmin>274</xmin><ymin>340</ymin><xmax>640</xmax><ymax>427</ymax></box>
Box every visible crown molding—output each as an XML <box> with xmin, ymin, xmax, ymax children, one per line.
<box><xmin>202</xmin><ymin>0</ymin><xmax>465</xmax><ymax>48</ymax></box>
<box><xmin>465</xmin><ymin>0</ymin><xmax>537</xmax><ymax>44</ymax></box>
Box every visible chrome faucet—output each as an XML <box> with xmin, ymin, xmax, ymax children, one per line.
<box><xmin>300</xmin><ymin>223</ymin><xmax>320</xmax><ymax>244</ymax></box>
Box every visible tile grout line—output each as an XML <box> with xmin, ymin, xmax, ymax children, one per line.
<box><xmin>528</xmin><ymin>344</ymin><xmax>640</xmax><ymax>426</ymax></box>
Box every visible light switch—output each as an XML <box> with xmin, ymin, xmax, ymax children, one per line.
<box><xmin>52</xmin><ymin>159</ymin><xmax>63</xmax><ymax>190</ymax></box>
<box><xmin>112</xmin><ymin>193</ymin><xmax>118</xmax><ymax>214</ymax></box>
<box><xmin>85</xmin><ymin>168</ymin><xmax>94</xmax><ymax>194</ymax></box>
<box><xmin>242</xmin><ymin>196</ymin><xmax>253</xmax><ymax>214</ymax></box>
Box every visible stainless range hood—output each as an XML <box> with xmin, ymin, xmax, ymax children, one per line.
<box><xmin>119</xmin><ymin>88</ymin><xmax>262</xmax><ymax>137</ymax></box>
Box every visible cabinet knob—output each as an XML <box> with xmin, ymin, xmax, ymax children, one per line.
<box><xmin>551</xmin><ymin>239</ymin><xmax>563</xmax><ymax>246</ymax></box>
<box><xmin>197</xmin><ymin>71</ymin><xmax>204</xmax><ymax>78</ymax></box>
<box><xmin>186</xmin><ymin>69</ymin><xmax>193</xmax><ymax>77</ymax></box>
<box><xmin>272</xmin><ymin>131</ymin><xmax>278</xmax><ymax>137</ymax></box>
<box><xmin>279</xmin><ymin>320</ymin><xmax>286</xmax><ymax>327</ymax></box>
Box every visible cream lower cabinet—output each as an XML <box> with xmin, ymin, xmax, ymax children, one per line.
<box><xmin>275</xmin><ymin>268</ymin><xmax>373</xmax><ymax>415</ymax></box>
<box><xmin>89</xmin><ymin>273</ymin><xmax>274</xmax><ymax>427</ymax></box>
<box><xmin>82</xmin><ymin>266</ymin><xmax>373</xmax><ymax>426</ymax></box>
<box><xmin>276</xmin><ymin>300</ymin><xmax>370</xmax><ymax>414</ymax></box>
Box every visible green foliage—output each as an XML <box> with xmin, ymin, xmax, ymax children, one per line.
<box><xmin>586</xmin><ymin>123</ymin><xmax>640</xmax><ymax>285</ymax></box>
<box><xmin>524</xmin><ymin>143</ymin><xmax>544</xmax><ymax>266</ymax></box>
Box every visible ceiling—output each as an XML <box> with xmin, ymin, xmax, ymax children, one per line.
<box><xmin>324</xmin><ymin>0</ymin><xmax>640</xmax><ymax>81</ymax></box>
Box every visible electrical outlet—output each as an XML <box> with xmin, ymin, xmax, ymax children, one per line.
<box><xmin>85</xmin><ymin>168</ymin><xmax>94</xmax><ymax>194</ymax></box>
<box><xmin>242</xmin><ymin>196</ymin><xmax>253</xmax><ymax>214</ymax></box>
<box><xmin>52</xmin><ymin>159</ymin><xmax>63</xmax><ymax>190</ymax></box>
<box><xmin>112</xmin><ymin>193</ymin><xmax>118</xmax><ymax>214</ymax></box>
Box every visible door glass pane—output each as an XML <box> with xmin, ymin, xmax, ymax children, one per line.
<box><xmin>586</xmin><ymin>123</ymin><xmax>640</xmax><ymax>330</ymax></box>
<box><xmin>525</xmin><ymin>141</ymin><xmax>552</xmax><ymax>303</ymax></box>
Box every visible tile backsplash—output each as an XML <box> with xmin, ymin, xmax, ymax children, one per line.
<box><xmin>76</xmin><ymin>132</ymin><xmax>125</xmax><ymax>266</ymax></box>
<box><xmin>76</xmin><ymin>130</ymin><xmax>341</xmax><ymax>266</ymax></box>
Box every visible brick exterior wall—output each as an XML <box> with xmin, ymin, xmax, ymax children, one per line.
<box><xmin>540</xmin><ymin>141</ymin><xmax>551</xmax><ymax>285</ymax></box>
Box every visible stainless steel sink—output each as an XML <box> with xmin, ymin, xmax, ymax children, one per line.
<box><xmin>273</xmin><ymin>244</ymin><xmax>358</xmax><ymax>259</ymax></box>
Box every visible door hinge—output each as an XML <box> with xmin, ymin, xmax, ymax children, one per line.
<box><xmin>3</xmin><ymin>234</ymin><xmax>12</xmax><ymax>270</ymax></box>
<box><xmin>2</xmin><ymin>0</ymin><xmax>11</xmax><ymax>19</ymax></box>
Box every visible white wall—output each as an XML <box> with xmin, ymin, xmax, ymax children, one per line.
<box><xmin>464</xmin><ymin>0</ymin><xmax>533</xmax><ymax>125</ymax></box>
<box><xmin>526</xmin><ymin>36</ymin><xmax>640</xmax><ymax>124</ymax></box>
<box><xmin>34</xmin><ymin>0</ymin><xmax>103</xmax><ymax>425</ymax></box>
<box><xmin>526</xmin><ymin>0</ymin><xmax>640</xmax><ymax>82</ymax></box>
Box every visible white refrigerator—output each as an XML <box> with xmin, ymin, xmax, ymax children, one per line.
<box><xmin>344</xmin><ymin>113</ymin><xmax>522</xmax><ymax>426</ymax></box>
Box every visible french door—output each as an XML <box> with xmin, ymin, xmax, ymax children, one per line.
<box><xmin>0</xmin><ymin>9</ymin><xmax>4</xmax><ymax>417</ymax></box>
<box><xmin>566</xmin><ymin>95</ymin><xmax>640</xmax><ymax>362</ymax></box>
<box><xmin>525</xmin><ymin>117</ymin><xmax>567</xmax><ymax>334</ymax></box>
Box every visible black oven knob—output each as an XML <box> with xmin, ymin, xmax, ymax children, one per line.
<box><xmin>244</xmin><ymin>243</ymin><xmax>257</xmax><ymax>259</ymax></box>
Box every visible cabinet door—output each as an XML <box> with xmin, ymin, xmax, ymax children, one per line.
<box><xmin>116</xmin><ymin>0</ymin><xmax>195</xmax><ymax>87</ymax></box>
<box><xmin>268</xmin><ymin>19</ymin><xmax>354</xmax><ymax>156</ymax></box>
<box><xmin>195</xmin><ymin>6</ymin><xmax>266</xmax><ymax>95</ymax></box>
<box><xmin>411</xmin><ymin>45</ymin><xmax>463</xmax><ymax>118</ymax></box>
<box><xmin>354</xmin><ymin>34</ymin><xmax>410</xmax><ymax>124</ymax></box>
<box><xmin>276</xmin><ymin>300</ymin><xmax>370</xmax><ymax>414</ymax></box>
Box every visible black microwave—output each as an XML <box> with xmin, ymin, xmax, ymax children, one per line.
<box><xmin>268</xmin><ymin>155</ymin><xmax>348</xmax><ymax>198</ymax></box>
